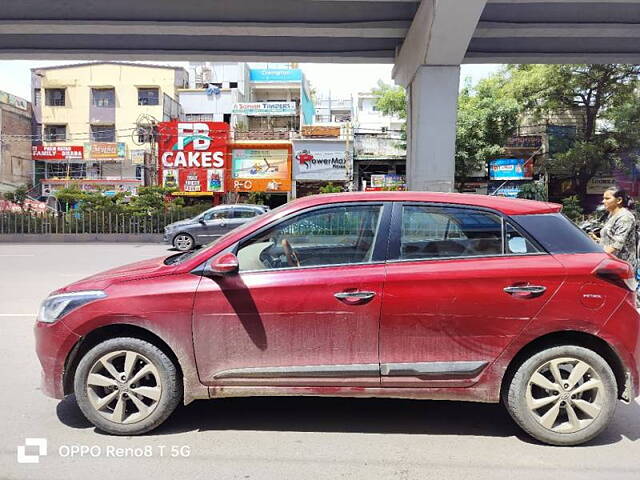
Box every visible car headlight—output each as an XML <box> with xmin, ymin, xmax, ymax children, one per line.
<box><xmin>37</xmin><ymin>290</ymin><xmax>107</xmax><ymax>324</ymax></box>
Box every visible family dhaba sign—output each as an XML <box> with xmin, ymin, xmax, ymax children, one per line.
<box><xmin>158</xmin><ymin>122</ymin><xmax>229</xmax><ymax>196</ymax></box>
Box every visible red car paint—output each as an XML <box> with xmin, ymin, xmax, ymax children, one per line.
<box><xmin>35</xmin><ymin>192</ymin><xmax>639</xmax><ymax>407</ymax></box>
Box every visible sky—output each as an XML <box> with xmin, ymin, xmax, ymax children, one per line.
<box><xmin>0</xmin><ymin>60</ymin><xmax>502</xmax><ymax>102</ymax></box>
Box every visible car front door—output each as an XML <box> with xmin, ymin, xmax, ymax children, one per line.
<box><xmin>198</xmin><ymin>207</ymin><xmax>234</xmax><ymax>242</ymax></box>
<box><xmin>379</xmin><ymin>202</ymin><xmax>566</xmax><ymax>387</ymax></box>
<box><xmin>192</xmin><ymin>202</ymin><xmax>391</xmax><ymax>387</ymax></box>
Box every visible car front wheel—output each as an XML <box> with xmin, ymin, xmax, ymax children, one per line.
<box><xmin>173</xmin><ymin>233</ymin><xmax>194</xmax><ymax>251</ymax></box>
<box><xmin>504</xmin><ymin>345</ymin><xmax>617</xmax><ymax>446</ymax></box>
<box><xmin>74</xmin><ymin>337</ymin><xmax>182</xmax><ymax>435</ymax></box>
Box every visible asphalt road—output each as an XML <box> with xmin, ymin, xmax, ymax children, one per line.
<box><xmin>1</xmin><ymin>243</ymin><xmax>639</xmax><ymax>480</ymax></box>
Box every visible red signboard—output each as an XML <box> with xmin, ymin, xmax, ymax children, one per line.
<box><xmin>32</xmin><ymin>145</ymin><xmax>84</xmax><ymax>161</ymax></box>
<box><xmin>157</xmin><ymin>121</ymin><xmax>229</xmax><ymax>196</ymax></box>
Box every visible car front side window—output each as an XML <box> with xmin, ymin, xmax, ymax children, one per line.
<box><xmin>236</xmin><ymin>204</ymin><xmax>382</xmax><ymax>272</ymax></box>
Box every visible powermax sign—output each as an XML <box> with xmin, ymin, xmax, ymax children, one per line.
<box><xmin>157</xmin><ymin>122</ymin><xmax>229</xmax><ymax>196</ymax></box>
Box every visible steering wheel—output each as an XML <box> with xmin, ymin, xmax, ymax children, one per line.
<box><xmin>281</xmin><ymin>238</ymin><xmax>301</xmax><ymax>267</ymax></box>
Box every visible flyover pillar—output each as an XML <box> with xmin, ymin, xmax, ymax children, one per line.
<box><xmin>406</xmin><ymin>65</ymin><xmax>460</xmax><ymax>192</ymax></box>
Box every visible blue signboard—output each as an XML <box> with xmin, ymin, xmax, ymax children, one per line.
<box><xmin>488</xmin><ymin>181</ymin><xmax>523</xmax><ymax>198</ymax></box>
<box><xmin>489</xmin><ymin>158</ymin><xmax>533</xmax><ymax>180</ymax></box>
<box><xmin>250</xmin><ymin>69</ymin><xmax>303</xmax><ymax>82</ymax></box>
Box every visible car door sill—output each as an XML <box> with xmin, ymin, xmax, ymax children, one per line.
<box><xmin>212</xmin><ymin>361</ymin><xmax>488</xmax><ymax>380</ymax></box>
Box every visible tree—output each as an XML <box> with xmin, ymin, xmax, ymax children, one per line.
<box><xmin>372</xmin><ymin>80</ymin><xmax>406</xmax><ymax>120</ymax></box>
<box><xmin>372</xmin><ymin>80</ymin><xmax>407</xmax><ymax>151</ymax></box>
<box><xmin>505</xmin><ymin>64</ymin><xmax>640</xmax><ymax>198</ymax></box>
<box><xmin>3</xmin><ymin>185</ymin><xmax>28</xmax><ymax>210</ymax></box>
<box><xmin>372</xmin><ymin>77</ymin><xmax>519</xmax><ymax>190</ymax></box>
<box><xmin>456</xmin><ymin>75</ymin><xmax>520</xmax><ymax>188</ymax></box>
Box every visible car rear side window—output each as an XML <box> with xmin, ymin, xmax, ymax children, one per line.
<box><xmin>234</xmin><ymin>208</ymin><xmax>258</xmax><ymax>218</ymax></box>
<box><xmin>400</xmin><ymin>205</ymin><xmax>503</xmax><ymax>260</ymax></box>
<box><xmin>511</xmin><ymin>213</ymin><xmax>603</xmax><ymax>254</ymax></box>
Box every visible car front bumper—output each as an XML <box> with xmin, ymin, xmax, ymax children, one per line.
<box><xmin>34</xmin><ymin>318</ymin><xmax>81</xmax><ymax>399</ymax></box>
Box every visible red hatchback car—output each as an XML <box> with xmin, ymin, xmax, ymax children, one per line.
<box><xmin>35</xmin><ymin>192</ymin><xmax>640</xmax><ymax>445</ymax></box>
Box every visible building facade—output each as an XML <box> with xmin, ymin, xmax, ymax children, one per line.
<box><xmin>353</xmin><ymin>92</ymin><xmax>406</xmax><ymax>191</ymax></box>
<box><xmin>178</xmin><ymin>62</ymin><xmax>250</xmax><ymax>128</ymax></box>
<box><xmin>315</xmin><ymin>93</ymin><xmax>353</xmax><ymax>124</ymax></box>
<box><xmin>31</xmin><ymin>62</ymin><xmax>187</xmax><ymax>197</ymax></box>
<box><xmin>0</xmin><ymin>90</ymin><xmax>32</xmax><ymax>194</ymax></box>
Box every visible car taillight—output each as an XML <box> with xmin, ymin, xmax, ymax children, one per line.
<box><xmin>592</xmin><ymin>257</ymin><xmax>637</xmax><ymax>291</ymax></box>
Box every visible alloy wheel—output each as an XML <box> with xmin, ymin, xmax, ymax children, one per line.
<box><xmin>174</xmin><ymin>234</ymin><xmax>193</xmax><ymax>251</ymax></box>
<box><xmin>526</xmin><ymin>357</ymin><xmax>604</xmax><ymax>434</ymax></box>
<box><xmin>86</xmin><ymin>350</ymin><xmax>162</xmax><ymax>424</ymax></box>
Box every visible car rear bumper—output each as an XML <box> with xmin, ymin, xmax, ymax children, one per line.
<box><xmin>599</xmin><ymin>294</ymin><xmax>640</xmax><ymax>400</ymax></box>
<box><xmin>34</xmin><ymin>319</ymin><xmax>81</xmax><ymax>399</ymax></box>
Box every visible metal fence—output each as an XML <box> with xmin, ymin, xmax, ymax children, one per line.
<box><xmin>0</xmin><ymin>211</ymin><xmax>193</xmax><ymax>235</ymax></box>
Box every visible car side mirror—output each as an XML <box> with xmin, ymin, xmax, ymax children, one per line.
<box><xmin>204</xmin><ymin>252</ymin><xmax>239</xmax><ymax>277</ymax></box>
<box><xmin>199</xmin><ymin>218</ymin><xmax>206</xmax><ymax>224</ymax></box>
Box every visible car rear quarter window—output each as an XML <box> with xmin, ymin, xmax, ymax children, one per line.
<box><xmin>511</xmin><ymin>213</ymin><xmax>602</xmax><ymax>254</ymax></box>
<box><xmin>400</xmin><ymin>205</ymin><xmax>503</xmax><ymax>260</ymax></box>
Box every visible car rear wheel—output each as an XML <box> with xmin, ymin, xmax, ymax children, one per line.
<box><xmin>74</xmin><ymin>337</ymin><xmax>182</xmax><ymax>435</ymax></box>
<box><xmin>173</xmin><ymin>233</ymin><xmax>194</xmax><ymax>251</ymax></box>
<box><xmin>504</xmin><ymin>345</ymin><xmax>617</xmax><ymax>446</ymax></box>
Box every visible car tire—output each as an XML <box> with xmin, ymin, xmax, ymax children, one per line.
<box><xmin>173</xmin><ymin>233</ymin><xmax>195</xmax><ymax>251</ymax></box>
<box><xmin>503</xmin><ymin>345</ymin><xmax>617</xmax><ymax>446</ymax></box>
<box><xmin>74</xmin><ymin>337</ymin><xmax>182</xmax><ymax>436</ymax></box>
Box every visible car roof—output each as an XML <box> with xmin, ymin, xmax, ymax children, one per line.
<box><xmin>284</xmin><ymin>192</ymin><xmax>561</xmax><ymax>216</ymax></box>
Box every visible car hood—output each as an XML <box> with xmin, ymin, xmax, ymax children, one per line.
<box><xmin>166</xmin><ymin>218</ymin><xmax>195</xmax><ymax>229</ymax></box>
<box><xmin>52</xmin><ymin>255</ymin><xmax>176</xmax><ymax>294</ymax></box>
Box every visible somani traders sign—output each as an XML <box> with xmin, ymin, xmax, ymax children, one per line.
<box><xmin>158</xmin><ymin>121</ymin><xmax>229</xmax><ymax>196</ymax></box>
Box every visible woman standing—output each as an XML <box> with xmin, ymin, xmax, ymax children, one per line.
<box><xmin>598</xmin><ymin>187</ymin><xmax>637</xmax><ymax>271</ymax></box>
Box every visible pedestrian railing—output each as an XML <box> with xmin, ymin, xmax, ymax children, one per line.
<box><xmin>0</xmin><ymin>211</ymin><xmax>193</xmax><ymax>235</ymax></box>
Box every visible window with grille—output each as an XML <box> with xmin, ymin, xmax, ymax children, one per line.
<box><xmin>138</xmin><ymin>88</ymin><xmax>159</xmax><ymax>106</ymax></box>
<box><xmin>45</xmin><ymin>89</ymin><xmax>65</xmax><ymax>106</ymax></box>
<box><xmin>90</xmin><ymin>125</ymin><xmax>116</xmax><ymax>142</ymax></box>
<box><xmin>92</xmin><ymin>88</ymin><xmax>115</xmax><ymax>108</ymax></box>
<box><xmin>44</xmin><ymin>125</ymin><xmax>66</xmax><ymax>142</ymax></box>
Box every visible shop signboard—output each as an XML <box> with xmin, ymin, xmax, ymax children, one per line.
<box><xmin>293</xmin><ymin>140</ymin><xmax>348</xmax><ymax>181</ymax></box>
<box><xmin>231</xmin><ymin>147</ymin><xmax>291</xmax><ymax>192</ymax></box>
<box><xmin>157</xmin><ymin>121</ymin><xmax>229</xmax><ymax>196</ymax></box>
<box><xmin>32</xmin><ymin>145</ymin><xmax>84</xmax><ymax>161</ymax></box>
<box><xmin>84</xmin><ymin>142</ymin><xmax>126</xmax><ymax>161</ymax></box>
<box><xmin>586</xmin><ymin>176</ymin><xmax>616</xmax><ymax>195</ymax></box>
<box><xmin>130</xmin><ymin>149</ymin><xmax>147</xmax><ymax>166</ymax></box>
<box><xmin>0</xmin><ymin>90</ymin><xmax>28</xmax><ymax>111</ymax></box>
<box><xmin>249</xmin><ymin>69</ymin><xmax>303</xmax><ymax>82</ymax></box>
<box><xmin>41</xmin><ymin>179</ymin><xmax>141</xmax><ymax>197</ymax></box>
<box><xmin>365</xmin><ymin>174</ymin><xmax>406</xmax><ymax>191</ymax></box>
<box><xmin>489</xmin><ymin>158</ymin><xmax>533</xmax><ymax>180</ymax></box>
<box><xmin>505</xmin><ymin>135</ymin><xmax>543</xmax><ymax>149</ymax></box>
<box><xmin>232</xmin><ymin>102</ymin><xmax>296</xmax><ymax>116</ymax></box>
<box><xmin>456</xmin><ymin>182</ymin><xmax>488</xmax><ymax>195</ymax></box>
<box><xmin>488</xmin><ymin>181</ymin><xmax>523</xmax><ymax>198</ymax></box>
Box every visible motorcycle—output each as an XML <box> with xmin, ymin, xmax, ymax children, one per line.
<box><xmin>579</xmin><ymin>204</ymin><xmax>607</xmax><ymax>237</ymax></box>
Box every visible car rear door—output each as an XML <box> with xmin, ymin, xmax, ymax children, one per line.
<box><xmin>192</xmin><ymin>202</ymin><xmax>392</xmax><ymax>387</ymax></box>
<box><xmin>379</xmin><ymin>202</ymin><xmax>566</xmax><ymax>387</ymax></box>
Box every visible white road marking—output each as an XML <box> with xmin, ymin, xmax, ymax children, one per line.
<box><xmin>0</xmin><ymin>254</ymin><xmax>36</xmax><ymax>257</ymax></box>
<box><xmin>0</xmin><ymin>314</ymin><xmax>35</xmax><ymax>317</ymax></box>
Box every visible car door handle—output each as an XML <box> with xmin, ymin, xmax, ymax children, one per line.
<box><xmin>334</xmin><ymin>291</ymin><xmax>376</xmax><ymax>304</ymax></box>
<box><xmin>503</xmin><ymin>285</ymin><xmax>547</xmax><ymax>298</ymax></box>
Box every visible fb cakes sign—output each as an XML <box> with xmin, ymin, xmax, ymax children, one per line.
<box><xmin>158</xmin><ymin>122</ymin><xmax>229</xmax><ymax>196</ymax></box>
